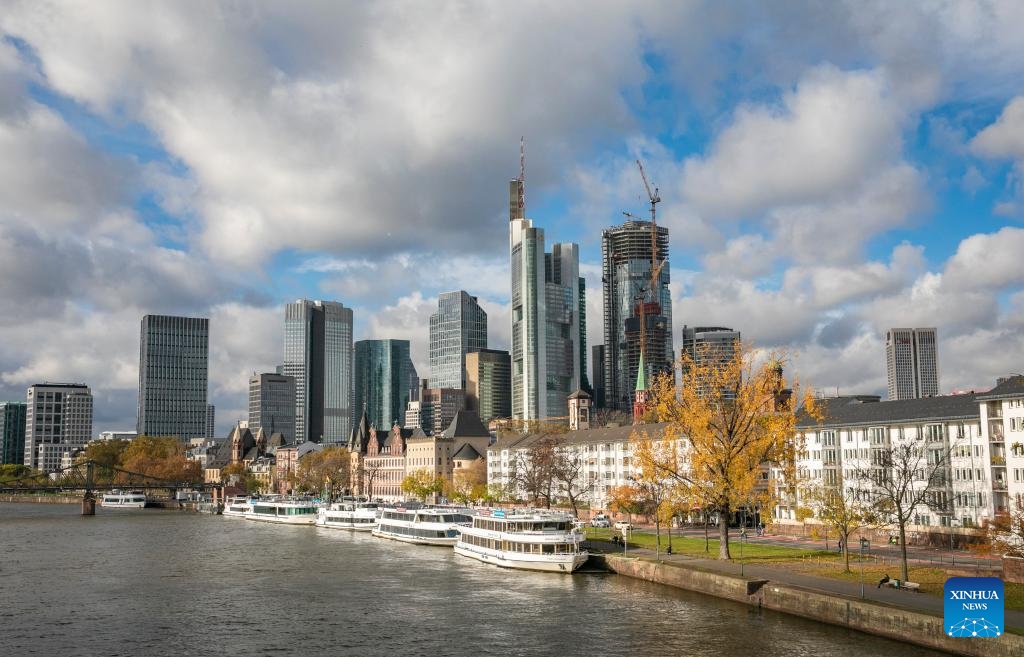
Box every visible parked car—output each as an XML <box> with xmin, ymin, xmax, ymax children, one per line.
<box><xmin>613</xmin><ymin>520</ymin><xmax>634</xmax><ymax>531</ymax></box>
<box><xmin>590</xmin><ymin>515</ymin><xmax>610</xmax><ymax>528</ymax></box>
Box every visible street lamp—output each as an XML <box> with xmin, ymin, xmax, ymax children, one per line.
<box><xmin>739</xmin><ymin>527</ymin><xmax>747</xmax><ymax>576</ymax></box>
<box><xmin>859</xmin><ymin>537</ymin><xmax>869</xmax><ymax>599</ymax></box>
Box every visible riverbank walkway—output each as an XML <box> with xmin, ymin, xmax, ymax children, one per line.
<box><xmin>588</xmin><ymin>536</ymin><xmax>1024</xmax><ymax>632</ymax></box>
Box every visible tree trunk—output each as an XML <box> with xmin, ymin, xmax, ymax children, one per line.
<box><xmin>719</xmin><ymin>506</ymin><xmax>731</xmax><ymax>560</ymax></box>
<box><xmin>842</xmin><ymin>530</ymin><xmax>851</xmax><ymax>573</ymax></box>
<box><xmin>898</xmin><ymin>521</ymin><xmax>910</xmax><ymax>582</ymax></box>
<box><xmin>704</xmin><ymin>512</ymin><xmax>710</xmax><ymax>553</ymax></box>
<box><xmin>655</xmin><ymin>517</ymin><xmax>661</xmax><ymax>559</ymax></box>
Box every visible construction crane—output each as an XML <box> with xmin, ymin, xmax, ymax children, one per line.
<box><xmin>627</xmin><ymin>160</ymin><xmax>666</xmax><ymax>394</ymax></box>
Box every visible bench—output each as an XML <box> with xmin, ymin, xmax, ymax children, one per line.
<box><xmin>887</xmin><ymin>580</ymin><xmax>921</xmax><ymax>592</ymax></box>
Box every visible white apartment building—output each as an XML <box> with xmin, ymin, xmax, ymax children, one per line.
<box><xmin>780</xmin><ymin>383</ymin><xmax>1019</xmax><ymax>531</ymax></box>
<box><xmin>25</xmin><ymin>383</ymin><xmax>93</xmax><ymax>473</ymax></box>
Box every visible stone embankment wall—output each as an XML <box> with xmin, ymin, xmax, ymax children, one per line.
<box><xmin>600</xmin><ymin>555</ymin><xmax>1022</xmax><ymax>657</ymax></box>
<box><xmin>1005</xmin><ymin>557</ymin><xmax>1024</xmax><ymax>584</ymax></box>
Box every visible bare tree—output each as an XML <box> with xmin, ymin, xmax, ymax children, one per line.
<box><xmin>510</xmin><ymin>436</ymin><xmax>557</xmax><ymax>507</ymax></box>
<box><xmin>851</xmin><ymin>439</ymin><xmax>954</xmax><ymax>582</ymax></box>
<box><xmin>801</xmin><ymin>478</ymin><xmax>881</xmax><ymax>572</ymax></box>
<box><xmin>550</xmin><ymin>442</ymin><xmax>589</xmax><ymax>516</ymax></box>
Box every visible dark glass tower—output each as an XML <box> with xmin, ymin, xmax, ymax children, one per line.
<box><xmin>137</xmin><ymin>315</ymin><xmax>209</xmax><ymax>440</ymax></box>
<box><xmin>355</xmin><ymin>339</ymin><xmax>418</xmax><ymax>431</ymax></box>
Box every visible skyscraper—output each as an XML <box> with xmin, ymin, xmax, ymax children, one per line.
<box><xmin>24</xmin><ymin>383</ymin><xmax>92</xmax><ymax>473</ymax></box>
<box><xmin>591</xmin><ymin>345</ymin><xmax>606</xmax><ymax>408</ymax></box>
<box><xmin>355</xmin><ymin>339</ymin><xmax>418</xmax><ymax>431</ymax></box>
<box><xmin>206</xmin><ymin>404</ymin><xmax>215</xmax><ymax>439</ymax></box>
<box><xmin>284</xmin><ymin>299</ymin><xmax>354</xmax><ymax>444</ymax></box>
<box><xmin>602</xmin><ymin>219</ymin><xmax>672</xmax><ymax>412</ymax></box>
<box><xmin>886</xmin><ymin>328</ymin><xmax>939</xmax><ymax>400</ymax></box>
<box><xmin>464</xmin><ymin>348</ymin><xmax>511</xmax><ymax>423</ymax></box>
<box><xmin>681</xmin><ymin>326</ymin><xmax>740</xmax><ymax>398</ymax></box>
<box><xmin>248</xmin><ymin>373</ymin><xmax>296</xmax><ymax>442</ymax></box>
<box><xmin>0</xmin><ymin>401</ymin><xmax>27</xmax><ymax>465</ymax></box>
<box><xmin>137</xmin><ymin>315</ymin><xmax>209</xmax><ymax>440</ymax></box>
<box><xmin>509</xmin><ymin>162</ymin><xmax>583</xmax><ymax>420</ymax></box>
<box><xmin>428</xmin><ymin>291</ymin><xmax>487</xmax><ymax>390</ymax></box>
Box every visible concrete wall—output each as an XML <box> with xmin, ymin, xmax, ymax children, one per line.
<box><xmin>1005</xmin><ymin>557</ymin><xmax>1024</xmax><ymax>584</ymax></box>
<box><xmin>601</xmin><ymin>555</ymin><xmax>1022</xmax><ymax>657</ymax></box>
<box><xmin>0</xmin><ymin>494</ymin><xmax>80</xmax><ymax>504</ymax></box>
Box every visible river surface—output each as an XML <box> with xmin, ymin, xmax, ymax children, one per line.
<box><xmin>0</xmin><ymin>503</ymin><xmax>946</xmax><ymax>657</ymax></box>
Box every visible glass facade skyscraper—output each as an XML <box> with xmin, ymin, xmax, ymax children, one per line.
<box><xmin>0</xmin><ymin>401</ymin><xmax>27</xmax><ymax>465</ymax></box>
<box><xmin>355</xmin><ymin>339</ymin><xmax>418</xmax><ymax>431</ymax></box>
<box><xmin>284</xmin><ymin>299</ymin><xmax>354</xmax><ymax>444</ymax></box>
<box><xmin>509</xmin><ymin>175</ymin><xmax>583</xmax><ymax>420</ymax></box>
<box><xmin>248</xmin><ymin>373</ymin><xmax>296</xmax><ymax>443</ymax></box>
<box><xmin>137</xmin><ymin>315</ymin><xmax>209</xmax><ymax>440</ymax></box>
<box><xmin>428</xmin><ymin>291</ymin><xmax>487</xmax><ymax>390</ymax></box>
<box><xmin>465</xmin><ymin>348</ymin><xmax>511</xmax><ymax>423</ymax></box>
<box><xmin>602</xmin><ymin>220</ymin><xmax>672</xmax><ymax>412</ymax></box>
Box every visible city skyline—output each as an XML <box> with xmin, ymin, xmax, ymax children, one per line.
<box><xmin>2</xmin><ymin>3</ymin><xmax>1024</xmax><ymax>434</ymax></box>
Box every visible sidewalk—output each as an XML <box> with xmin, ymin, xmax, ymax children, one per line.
<box><xmin>590</xmin><ymin>537</ymin><xmax>1024</xmax><ymax>631</ymax></box>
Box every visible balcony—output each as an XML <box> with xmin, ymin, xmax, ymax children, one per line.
<box><xmin>991</xmin><ymin>455</ymin><xmax>1006</xmax><ymax>466</ymax></box>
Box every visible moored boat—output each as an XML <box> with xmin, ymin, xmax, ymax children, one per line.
<box><xmin>454</xmin><ymin>509</ymin><xmax>588</xmax><ymax>573</ymax></box>
<box><xmin>100</xmin><ymin>490</ymin><xmax>147</xmax><ymax>509</ymax></box>
<box><xmin>372</xmin><ymin>505</ymin><xmax>473</xmax><ymax>546</ymax></box>
<box><xmin>316</xmin><ymin>497</ymin><xmax>380</xmax><ymax>531</ymax></box>
<box><xmin>244</xmin><ymin>497</ymin><xmax>318</xmax><ymax>525</ymax></box>
<box><xmin>222</xmin><ymin>495</ymin><xmax>256</xmax><ymax>518</ymax></box>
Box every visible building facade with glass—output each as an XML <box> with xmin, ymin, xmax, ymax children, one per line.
<box><xmin>0</xmin><ymin>401</ymin><xmax>27</xmax><ymax>465</ymax></box>
<box><xmin>886</xmin><ymin>327</ymin><xmax>939</xmax><ymax>401</ymax></box>
<box><xmin>465</xmin><ymin>348</ymin><xmax>511</xmax><ymax>423</ymax></box>
<box><xmin>248</xmin><ymin>373</ymin><xmax>296</xmax><ymax>443</ymax></box>
<box><xmin>25</xmin><ymin>383</ymin><xmax>93</xmax><ymax>473</ymax></box>
<box><xmin>355</xmin><ymin>339</ymin><xmax>418</xmax><ymax>432</ymax></box>
<box><xmin>137</xmin><ymin>315</ymin><xmax>209</xmax><ymax>440</ymax></box>
<box><xmin>601</xmin><ymin>220</ymin><xmax>672</xmax><ymax>413</ymax></box>
<box><xmin>283</xmin><ymin>299</ymin><xmax>354</xmax><ymax>444</ymax></box>
<box><xmin>428</xmin><ymin>291</ymin><xmax>487</xmax><ymax>390</ymax></box>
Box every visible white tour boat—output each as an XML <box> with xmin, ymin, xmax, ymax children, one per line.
<box><xmin>454</xmin><ymin>509</ymin><xmax>589</xmax><ymax>573</ymax></box>
<box><xmin>222</xmin><ymin>495</ymin><xmax>256</xmax><ymax>518</ymax></box>
<box><xmin>316</xmin><ymin>497</ymin><xmax>380</xmax><ymax>531</ymax></box>
<box><xmin>245</xmin><ymin>497</ymin><xmax>318</xmax><ymax>525</ymax></box>
<box><xmin>100</xmin><ymin>490</ymin><xmax>147</xmax><ymax>509</ymax></box>
<box><xmin>372</xmin><ymin>506</ymin><xmax>474</xmax><ymax>546</ymax></box>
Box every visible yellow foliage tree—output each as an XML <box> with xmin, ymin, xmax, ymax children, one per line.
<box><xmin>292</xmin><ymin>446</ymin><xmax>351</xmax><ymax>501</ymax></box>
<box><xmin>449</xmin><ymin>459</ymin><xmax>487</xmax><ymax>504</ymax></box>
<box><xmin>401</xmin><ymin>469</ymin><xmax>446</xmax><ymax>502</ymax></box>
<box><xmin>638</xmin><ymin>342</ymin><xmax>812</xmax><ymax>560</ymax></box>
<box><xmin>120</xmin><ymin>436</ymin><xmax>201</xmax><ymax>484</ymax></box>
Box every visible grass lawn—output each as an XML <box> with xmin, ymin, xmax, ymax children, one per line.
<box><xmin>585</xmin><ymin>527</ymin><xmax>1024</xmax><ymax>612</ymax></box>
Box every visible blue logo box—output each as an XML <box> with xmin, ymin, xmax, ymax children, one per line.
<box><xmin>944</xmin><ymin>577</ymin><xmax>1004</xmax><ymax>638</ymax></box>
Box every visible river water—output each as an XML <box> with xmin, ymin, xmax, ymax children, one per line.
<box><xmin>0</xmin><ymin>503</ymin><xmax>946</xmax><ymax>657</ymax></box>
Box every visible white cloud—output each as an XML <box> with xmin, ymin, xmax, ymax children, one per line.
<box><xmin>943</xmin><ymin>226</ymin><xmax>1024</xmax><ymax>292</ymax></box>
<box><xmin>971</xmin><ymin>96</ymin><xmax>1024</xmax><ymax>160</ymax></box>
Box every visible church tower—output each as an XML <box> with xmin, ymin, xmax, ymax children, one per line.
<box><xmin>632</xmin><ymin>354</ymin><xmax>648</xmax><ymax>424</ymax></box>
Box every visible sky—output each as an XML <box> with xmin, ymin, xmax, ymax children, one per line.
<box><xmin>2</xmin><ymin>1</ymin><xmax>1024</xmax><ymax>436</ymax></box>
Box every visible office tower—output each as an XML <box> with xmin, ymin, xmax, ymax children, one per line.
<box><xmin>509</xmin><ymin>168</ymin><xmax>583</xmax><ymax>420</ymax></box>
<box><xmin>0</xmin><ymin>401</ymin><xmax>27</xmax><ymax>465</ymax></box>
<box><xmin>206</xmin><ymin>404</ymin><xmax>215</xmax><ymax>438</ymax></box>
<box><xmin>24</xmin><ymin>383</ymin><xmax>93</xmax><ymax>473</ymax></box>
<box><xmin>355</xmin><ymin>339</ymin><xmax>418</xmax><ymax>431</ymax></box>
<box><xmin>248</xmin><ymin>373</ymin><xmax>296</xmax><ymax>443</ymax></box>
<box><xmin>419</xmin><ymin>386</ymin><xmax>466</xmax><ymax>436</ymax></box>
<box><xmin>591</xmin><ymin>345</ymin><xmax>606</xmax><ymax>408</ymax></box>
<box><xmin>681</xmin><ymin>326</ymin><xmax>740</xmax><ymax>398</ymax></box>
<box><xmin>465</xmin><ymin>348</ymin><xmax>511</xmax><ymax>423</ymax></box>
<box><xmin>137</xmin><ymin>315</ymin><xmax>210</xmax><ymax>440</ymax></box>
<box><xmin>886</xmin><ymin>328</ymin><xmax>939</xmax><ymax>400</ymax></box>
<box><xmin>428</xmin><ymin>291</ymin><xmax>487</xmax><ymax>390</ymax></box>
<box><xmin>601</xmin><ymin>219</ymin><xmax>672</xmax><ymax>412</ymax></box>
<box><xmin>283</xmin><ymin>299</ymin><xmax>354</xmax><ymax>444</ymax></box>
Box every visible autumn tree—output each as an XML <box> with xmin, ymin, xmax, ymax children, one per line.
<box><xmin>401</xmin><ymin>469</ymin><xmax>446</xmax><ymax>502</ymax></box>
<box><xmin>448</xmin><ymin>459</ymin><xmax>488</xmax><ymax>504</ymax></box>
<box><xmin>633</xmin><ymin>432</ymin><xmax>682</xmax><ymax>556</ymax></box>
<box><xmin>639</xmin><ymin>342</ymin><xmax>810</xmax><ymax>560</ymax></box>
<box><xmin>801</xmin><ymin>479</ymin><xmax>880</xmax><ymax>572</ymax></box>
<box><xmin>550</xmin><ymin>442</ymin><xmax>589</xmax><ymax>516</ymax></box>
<box><xmin>78</xmin><ymin>439</ymin><xmax>130</xmax><ymax>480</ymax></box>
<box><xmin>509</xmin><ymin>436</ymin><xmax>557</xmax><ymax>507</ymax></box>
<box><xmin>120</xmin><ymin>436</ymin><xmax>201</xmax><ymax>483</ymax></box>
<box><xmin>987</xmin><ymin>503</ymin><xmax>1024</xmax><ymax>558</ymax></box>
<box><xmin>292</xmin><ymin>446</ymin><xmax>351</xmax><ymax>501</ymax></box>
<box><xmin>850</xmin><ymin>438</ymin><xmax>955</xmax><ymax>582</ymax></box>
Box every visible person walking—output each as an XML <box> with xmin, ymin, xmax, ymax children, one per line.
<box><xmin>877</xmin><ymin>574</ymin><xmax>890</xmax><ymax>588</ymax></box>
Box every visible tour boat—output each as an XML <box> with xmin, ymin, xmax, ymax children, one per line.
<box><xmin>372</xmin><ymin>506</ymin><xmax>474</xmax><ymax>546</ymax></box>
<box><xmin>454</xmin><ymin>509</ymin><xmax>589</xmax><ymax>573</ymax></box>
<box><xmin>244</xmin><ymin>497</ymin><xmax>318</xmax><ymax>525</ymax></box>
<box><xmin>100</xmin><ymin>490</ymin><xmax>147</xmax><ymax>509</ymax></box>
<box><xmin>316</xmin><ymin>497</ymin><xmax>380</xmax><ymax>531</ymax></box>
<box><xmin>222</xmin><ymin>495</ymin><xmax>256</xmax><ymax>518</ymax></box>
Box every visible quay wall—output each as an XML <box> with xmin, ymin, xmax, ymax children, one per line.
<box><xmin>0</xmin><ymin>494</ymin><xmax>79</xmax><ymax>504</ymax></box>
<box><xmin>599</xmin><ymin>555</ymin><xmax>1021</xmax><ymax>657</ymax></box>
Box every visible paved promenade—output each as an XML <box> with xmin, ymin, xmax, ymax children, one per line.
<box><xmin>589</xmin><ymin>534</ymin><xmax>1024</xmax><ymax>631</ymax></box>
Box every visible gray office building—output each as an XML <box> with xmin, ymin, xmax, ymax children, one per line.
<box><xmin>591</xmin><ymin>345</ymin><xmax>606</xmax><ymax>408</ymax></box>
<box><xmin>137</xmin><ymin>315</ymin><xmax>209</xmax><ymax>440</ymax></box>
<box><xmin>355</xmin><ymin>339</ymin><xmax>418</xmax><ymax>431</ymax></box>
<box><xmin>602</xmin><ymin>219</ymin><xmax>672</xmax><ymax>412</ymax></box>
<box><xmin>681</xmin><ymin>326</ymin><xmax>740</xmax><ymax>398</ymax></box>
<box><xmin>886</xmin><ymin>328</ymin><xmax>939</xmax><ymax>400</ymax></box>
<box><xmin>25</xmin><ymin>383</ymin><xmax>93</xmax><ymax>473</ymax></box>
<box><xmin>206</xmin><ymin>404</ymin><xmax>215</xmax><ymax>439</ymax></box>
<box><xmin>284</xmin><ymin>299</ymin><xmax>354</xmax><ymax>444</ymax></box>
<box><xmin>248</xmin><ymin>373</ymin><xmax>296</xmax><ymax>442</ymax></box>
<box><xmin>465</xmin><ymin>348</ymin><xmax>511</xmax><ymax>423</ymax></box>
<box><xmin>429</xmin><ymin>291</ymin><xmax>487</xmax><ymax>390</ymax></box>
<box><xmin>1</xmin><ymin>401</ymin><xmax>27</xmax><ymax>465</ymax></box>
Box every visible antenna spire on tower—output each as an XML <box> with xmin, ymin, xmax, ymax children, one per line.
<box><xmin>519</xmin><ymin>136</ymin><xmax>526</xmax><ymax>214</ymax></box>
